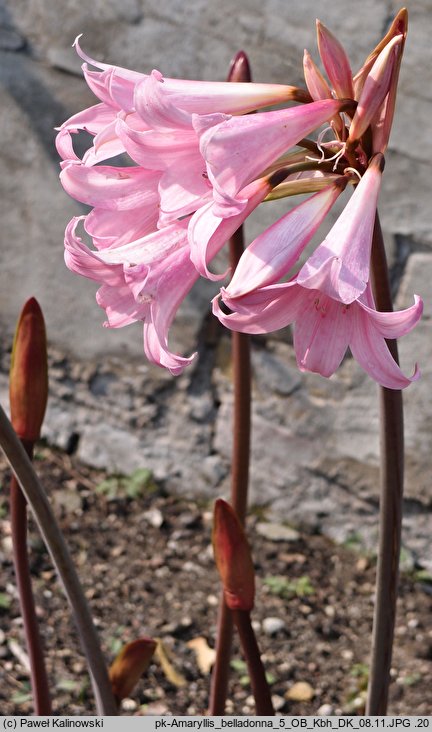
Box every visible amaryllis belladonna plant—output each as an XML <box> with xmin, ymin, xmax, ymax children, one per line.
<box><xmin>47</xmin><ymin>8</ymin><xmax>422</xmax><ymax>717</ymax></box>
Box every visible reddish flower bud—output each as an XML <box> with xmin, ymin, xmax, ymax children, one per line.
<box><xmin>227</xmin><ymin>50</ymin><xmax>252</xmax><ymax>84</ymax></box>
<box><xmin>109</xmin><ymin>637</ymin><xmax>156</xmax><ymax>702</ymax></box>
<box><xmin>9</xmin><ymin>298</ymin><xmax>48</xmax><ymax>442</ymax></box>
<box><xmin>212</xmin><ymin>499</ymin><xmax>255</xmax><ymax>611</ymax></box>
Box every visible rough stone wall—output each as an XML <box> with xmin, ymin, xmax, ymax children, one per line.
<box><xmin>0</xmin><ymin>1</ymin><xmax>431</xmax><ymax>567</ymax></box>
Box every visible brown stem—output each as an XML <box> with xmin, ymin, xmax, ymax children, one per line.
<box><xmin>10</xmin><ymin>439</ymin><xmax>52</xmax><ymax>715</ymax></box>
<box><xmin>228</xmin><ymin>226</ymin><xmax>252</xmax><ymax>526</ymax></box>
<box><xmin>208</xmin><ymin>598</ymin><xmax>234</xmax><ymax>714</ymax></box>
<box><xmin>232</xmin><ymin>610</ymin><xmax>274</xmax><ymax>715</ymax></box>
<box><xmin>366</xmin><ymin>213</ymin><xmax>404</xmax><ymax>715</ymax></box>
<box><xmin>209</xmin><ymin>53</ymin><xmax>253</xmax><ymax>717</ymax></box>
<box><xmin>209</xmin><ymin>225</ymin><xmax>252</xmax><ymax>716</ymax></box>
<box><xmin>0</xmin><ymin>405</ymin><xmax>118</xmax><ymax>715</ymax></box>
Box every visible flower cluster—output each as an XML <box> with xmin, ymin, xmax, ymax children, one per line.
<box><xmin>57</xmin><ymin>9</ymin><xmax>422</xmax><ymax>387</ymax></box>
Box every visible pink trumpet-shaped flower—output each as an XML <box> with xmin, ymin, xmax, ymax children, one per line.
<box><xmin>73</xmin><ymin>36</ymin><xmax>310</xmax><ymax>116</ymax></box>
<box><xmin>194</xmin><ymin>98</ymin><xmax>347</xmax><ymax>217</ymax></box>
<box><xmin>214</xmin><ymin>277</ymin><xmax>422</xmax><ymax>390</ymax></box>
<box><xmin>297</xmin><ymin>154</ymin><xmax>384</xmax><ymax>303</ymax></box>
<box><xmin>63</xmin><ymin>176</ymin><xmax>275</xmax><ymax>373</ymax></box>
<box><xmin>214</xmin><ymin>282</ymin><xmax>421</xmax><ymax>389</ymax></box>
<box><xmin>224</xmin><ymin>179</ymin><xmax>348</xmax><ymax>298</ymax></box>
<box><xmin>213</xmin><ymin>162</ymin><xmax>423</xmax><ymax>388</ymax></box>
<box><xmin>64</xmin><ymin>217</ymin><xmax>198</xmax><ymax>374</ymax></box>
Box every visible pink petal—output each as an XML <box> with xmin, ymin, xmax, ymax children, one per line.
<box><xmin>294</xmin><ymin>290</ymin><xmax>352</xmax><ymax>377</ymax></box>
<box><xmin>142</xmin><ymin>246</ymin><xmax>200</xmax><ymax>375</ymax></box>
<box><xmin>134</xmin><ymin>70</ymin><xmax>193</xmax><ymax>130</ymax></box>
<box><xmin>357</xmin><ymin>285</ymin><xmax>423</xmax><ymax>338</ymax></box>
<box><xmin>226</xmin><ymin>181</ymin><xmax>345</xmax><ymax>297</ymax></box>
<box><xmin>157</xmin><ymin>155</ymin><xmax>212</xmax><ymax>223</ymax></box>
<box><xmin>188</xmin><ymin>177</ymin><xmax>273</xmax><ymax>280</ymax></box>
<box><xmin>194</xmin><ymin>99</ymin><xmax>345</xmax><ymax>217</ymax></box>
<box><xmin>60</xmin><ymin>163</ymin><xmax>161</xmax><ymax>210</ymax></box>
<box><xmin>214</xmin><ymin>282</ymin><xmax>305</xmax><ymax>334</ymax></box>
<box><xmin>116</xmin><ymin>115</ymin><xmax>198</xmax><ymax>169</ymax></box>
<box><xmin>81</xmin><ymin>67</ymin><xmax>120</xmax><ymax>107</ymax></box>
<box><xmin>143</xmin><ymin>321</ymin><xmax>196</xmax><ymax>375</ymax></box>
<box><xmin>297</xmin><ymin>156</ymin><xmax>383</xmax><ymax>303</ymax></box>
<box><xmin>84</xmin><ymin>206</ymin><xmax>159</xmax><ymax>250</ymax></box>
<box><xmin>95</xmin><ymin>222</ymin><xmax>189</xmax><ymax>267</ymax></box>
<box><xmin>82</xmin><ymin>120</ymin><xmax>126</xmax><ymax>165</ymax></box>
<box><xmin>55</xmin><ymin>103</ymin><xmax>118</xmax><ymax>161</ymax></box>
<box><xmin>97</xmin><ymin>283</ymin><xmax>147</xmax><ymax>327</ymax></box>
<box><xmin>74</xmin><ymin>36</ymin><xmax>144</xmax><ymax>109</ymax></box>
<box><xmin>350</xmin><ymin>305</ymin><xmax>420</xmax><ymax>389</ymax></box>
<box><xmin>64</xmin><ymin>218</ymin><xmax>124</xmax><ymax>286</ymax></box>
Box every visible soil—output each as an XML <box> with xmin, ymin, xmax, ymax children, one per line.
<box><xmin>0</xmin><ymin>445</ymin><xmax>431</xmax><ymax>717</ymax></box>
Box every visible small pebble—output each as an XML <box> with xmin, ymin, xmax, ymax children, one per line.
<box><xmin>256</xmin><ymin>522</ymin><xmax>300</xmax><ymax>542</ymax></box>
<box><xmin>262</xmin><ymin>617</ymin><xmax>286</xmax><ymax>636</ymax></box>
<box><xmin>121</xmin><ymin>698</ymin><xmax>137</xmax><ymax>712</ymax></box>
<box><xmin>272</xmin><ymin>694</ymin><xmax>286</xmax><ymax>712</ymax></box>
<box><xmin>285</xmin><ymin>681</ymin><xmax>315</xmax><ymax>702</ymax></box>
<box><xmin>318</xmin><ymin>703</ymin><xmax>334</xmax><ymax>715</ymax></box>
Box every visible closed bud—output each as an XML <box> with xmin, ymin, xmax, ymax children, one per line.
<box><xmin>349</xmin><ymin>35</ymin><xmax>403</xmax><ymax>144</ymax></box>
<box><xmin>227</xmin><ymin>50</ymin><xmax>252</xmax><ymax>84</ymax></box>
<box><xmin>353</xmin><ymin>8</ymin><xmax>408</xmax><ymax>98</ymax></box>
<box><xmin>316</xmin><ymin>20</ymin><xmax>354</xmax><ymax>100</ymax></box>
<box><xmin>303</xmin><ymin>49</ymin><xmax>332</xmax><ymax>101</ymax></box>
<box><xmin>212</xmin><ymin>499</ymin><xmax>255</xmax><ymax>611</ymax></box>
<box><xmin>9</xmin><ymin>298</ymin><xmax>48</xmax><ymax>442</ymax></box>
<box><xmin>109</xmin><ymin>637</ymin><xmax>157</xmax><ymax>702</ymax></box>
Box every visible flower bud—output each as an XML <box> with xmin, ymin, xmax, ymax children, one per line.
<box><xmin>227</xmin><ymin>50</ymin><xmax>252</xmax><ymax>84</ymax></box>
<box><xmin>303</xmin><ymin>49</ymin><xmax>331</xmax><ymax>101</ymax></box>
<box><xmin>349</xmin><ymin>35</ymin><xmax>403</xmax><ymax>144</ymax></box>
<box><xmin>109</xmin><ymin>637</ymin><xmax>156</xmax><ymax>702</ymax></box>
<box><xmin>212</xmin><ymin>499</ymin><xmax>255</xmax><ymax>611</ymax></box>
<box><xmin>9</xmin><ymin>298</ymin><xmax>48</xmax><ymax>442</ymax></box>
<box><xmin>316</xmin><ymin>20</ymin><xmax>354</xmax><ymax>100</ymax></box>
<box><xmin>353</xmin><ymin>8</ymin><xmax>407</xmax><ymax>97</ymax></box>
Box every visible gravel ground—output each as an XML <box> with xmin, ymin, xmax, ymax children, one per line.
<box><xmin>0</xmin><ymin>445</ymin><xmax>431</xmax><ymax>716</ymax></box>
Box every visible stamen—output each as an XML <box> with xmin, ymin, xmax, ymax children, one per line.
<box><xmin>305</xmin><ymin>126</ymin><xmax>346</xmax><ymax>170</ymax></box>
<box><xmin>344</xmin><ymin>166</ymin><xmax>362</xmax><ymax>182</ymax></box>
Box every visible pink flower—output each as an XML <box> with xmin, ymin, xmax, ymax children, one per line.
<box><xmin>62</xmin><ymin>176</ymin><xmax>276</xmax><ymax>374</ymax></box>
<box><xmin>64</xmin><ymin>217</ymin><xmax>198</xmax><ymax>374</ymax></box>
<box><xmin>296</xmin><ymin>154</ymin><xmax>384</xmax><ymax>303</ymax></box>
<box><xmin>215</xmin><ymin>282</ymin><xmax>421</xmax><ymax>389</ymax></box>
<box><xmin>193</xmin><ymin>98</ymin><xmax>347</xmax><ymax>218</ymax></box>
<box><xmin>213</xmin><ymin>162</ymin><xmax>423</xmax><ymax>389</ymax></box>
